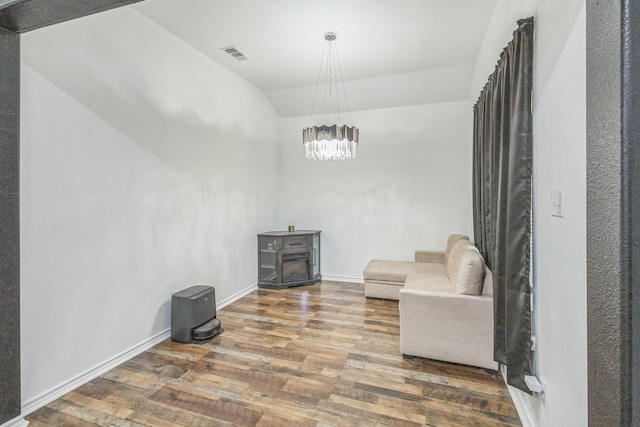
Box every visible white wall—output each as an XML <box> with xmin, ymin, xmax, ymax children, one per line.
<box><xmin>471</xmin><ymin>1</ymin><xmax>587</xmax><ymax>426</ymax></box>
<box><xmin>20</xmin><ymin>8</ymin><xmax>279</xmax><ymax>405</ymax></box>
<box><xmin>18</xmin><ymin>2</ymin><xmax>588</xmax><ymax>425</ymax></box>
<box><xmin>277</xmin><ymin>101</ymin><xmax>473</xmax><ymax>280</ymax></box>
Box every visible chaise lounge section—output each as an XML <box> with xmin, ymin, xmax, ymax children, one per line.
<box><xmin>363</xmin><ymin>234</ymin><xmax>469</xmax><ymax>300</ymax></box>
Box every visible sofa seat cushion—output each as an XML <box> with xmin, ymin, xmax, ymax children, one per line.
<box><xmin>403</xmin><ymin>269</ymin><xmax>453</xmax><ymax>293</ymax></box>
<box><xmin>364</xmin><ymin>260</ymin><xmax>446</xmax><ymax>283</ymax></box>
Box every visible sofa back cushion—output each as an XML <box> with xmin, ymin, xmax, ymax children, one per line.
<box><xmin>482</xmin><ymin>266</ymin><xmax>493</xmax><ymax>296</ymax></box>
<box><xmin>444</xmin><ymin>234</ymin><xmax>470</xmax><ymax>264</ymax></box>
<box><xmin>446</xmin><ymin>239</ymin><xmax>468</xmax><ymax>281</ymax></box>
<box><xmin>447</xmin><ymin>240</ymin><xmax>485</xmax><ymax>295</ymax></box>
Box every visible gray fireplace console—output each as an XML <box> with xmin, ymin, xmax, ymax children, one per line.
<box><xmin>257</xmin><ymin>230</ymin><xmax>321</xmax><ymax>289</ymax></box>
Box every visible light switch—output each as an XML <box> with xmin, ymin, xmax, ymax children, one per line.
<box><xmin>551</xmin><ymin>190</ymin><xmax>563</xmax><ymax>217</ymax></box>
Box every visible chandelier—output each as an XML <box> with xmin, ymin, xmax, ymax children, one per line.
<box><xmin>303</xmin><ymin>32</ymin><xmax>359</xmax><ymax>160</ymax></box>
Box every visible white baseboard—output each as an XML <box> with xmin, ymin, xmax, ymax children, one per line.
<box><xmin>321</xmin><ymin>274</ymin><xmax>364</xmax><ymax>284</ymax></box>
<box><xmin>21</xmin><ymin>283</ymin><xmax>257</xmax><ymax>418</ymax></box>
<box><xmin>21</xmin><ymin>328</ymin><xmax>171</xmax><ymax>417</ymax></box>
<box><xmin>0</xmin><ymin>416</ymin><xmax>28</xmax><ymax>427</ymax></box>
<box><xmin>218</xmin><ymin>284</ymin><xmax>257</xmax><ymax>308</ymax></box>
<box><xmin>501</xmin><ymin>366</ymin><xmax>537</xmax><ymax>427</ymax></box>
<box><xmin>508</xmin><ymin>385</ymin><xmax>536</xmax><ymax>427</ymax></box>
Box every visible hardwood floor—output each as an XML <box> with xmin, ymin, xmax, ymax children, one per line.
<box><xmin>26</xmin><ymin>281</ymin><xmax>522</xmax><ymax>427</ymax></box>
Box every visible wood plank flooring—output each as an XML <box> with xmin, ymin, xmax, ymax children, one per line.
<box><xmin>26</xmin><ymin>281</ymin><xmax>522</xmax><ymax>427</ymax></box>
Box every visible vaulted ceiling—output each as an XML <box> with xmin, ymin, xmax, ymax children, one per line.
<box><xmin>132</xmin><ymin>0</ymin><xmax>497</xmax><ymax>117</ymax></box>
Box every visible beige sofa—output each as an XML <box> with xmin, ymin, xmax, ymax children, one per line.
<box><xmin>362</xmin><ymin>235</ymin><xmax>498</xmax><ymax>370</ymax></box>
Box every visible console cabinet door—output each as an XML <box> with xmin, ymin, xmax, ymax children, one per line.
<box><xmin>312</xmin><ymin>232</ymin><xmax>321</xmax><ymax>278</ymax></box>
<box><xmin>258</xmin><ymin>236</ymin><xmax>280</xmax><ymax>284</ymax></box>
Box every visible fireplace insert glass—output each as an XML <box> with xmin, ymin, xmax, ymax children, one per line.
<box><xmin>282</xmin><ymin>252</ymin><xmax>311</xmax><ymax>283</ymax></box>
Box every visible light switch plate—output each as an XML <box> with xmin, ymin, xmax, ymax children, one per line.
<box><xmin>551</xmin><ymin>190</ymin><xmax>563</xmax><ymax>217</ymax></box>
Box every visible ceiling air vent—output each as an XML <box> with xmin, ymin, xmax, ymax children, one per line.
<box><xmin>221</xmin><ymin>46</ymin><xmax>249</xmax><ymax>61</ymax></box>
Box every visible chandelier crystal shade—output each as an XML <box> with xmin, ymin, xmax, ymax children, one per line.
<box><xmin>303</xmin><ymin>32</ymin><xmax>359</xmax><ymax>160</ymax></box>
<box><xmin>303</xmin><ymin>124</ymin><xmax>359</xmax><ymax>160</ymax></box>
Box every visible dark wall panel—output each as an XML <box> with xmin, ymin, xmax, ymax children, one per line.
<box><xmin>621</xmin><ymin>0</ymin><xmax>640</xmax><ymax>424</ymax></box>
<box><xmin>587</xmin><ymin>0</ymin><xmax>640</xmax><ymax>425</ymax></box>
<box><xmin>0</xmin><ymin>26</ymin><xmax>20</xmax><ymax>425</ymax></box>
<box><xmin>0</xmin><ymin>0</ymin><xmax>142</xmax><ymax>33</ymax></box>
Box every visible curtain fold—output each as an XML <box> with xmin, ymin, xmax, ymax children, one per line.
<box><xmin>472</xmin><ymin>17</ymin><xmax>534</xmax><ymax>393</ymax></box>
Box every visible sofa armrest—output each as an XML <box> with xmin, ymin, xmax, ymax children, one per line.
<box><xmin>414</xmin><ymin>250</ymin><xmax>445</xmax><ymax>263</ymax></box>
<box><xmin>399</xmin><ymin>288</ymin><xmax>497</xmax><ymax>370</ymax></box>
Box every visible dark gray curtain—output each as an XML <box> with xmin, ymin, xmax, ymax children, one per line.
<box><xmin>472</xmin><ymin>17</ymin><xmax>534</xmax><ymax>393</ymax></box>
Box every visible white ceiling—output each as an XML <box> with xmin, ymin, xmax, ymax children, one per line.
<box><xmin>132</xmin><ymin>0</ymin><xmax>498</xmax><ymax>117</ymax></box>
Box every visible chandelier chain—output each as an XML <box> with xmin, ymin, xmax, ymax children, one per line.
<box><xmin>308</xmin><ymin>40</ymin><xmax>327</xmax><ymax>120</ymax></box>
<box><xmin>302</xmin><ymin>31</ymin><xmax>359</xmax><ymax>160</ymax></box>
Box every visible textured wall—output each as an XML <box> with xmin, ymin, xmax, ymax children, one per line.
<box><xmin>586</xmin><ymin>0</ymin><xmax>625</xmax><ymax>425</ymax></box>
<box><xmin>0</xmin><ymin>27</ymin><xmax>20</xmax><ymax>426</ymax></box>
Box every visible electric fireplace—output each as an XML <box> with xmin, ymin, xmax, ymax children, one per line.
<box><xmin>257</xmin><ymin>230</ymin><xmax>321</xmax><ymax>289</ymax></box>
